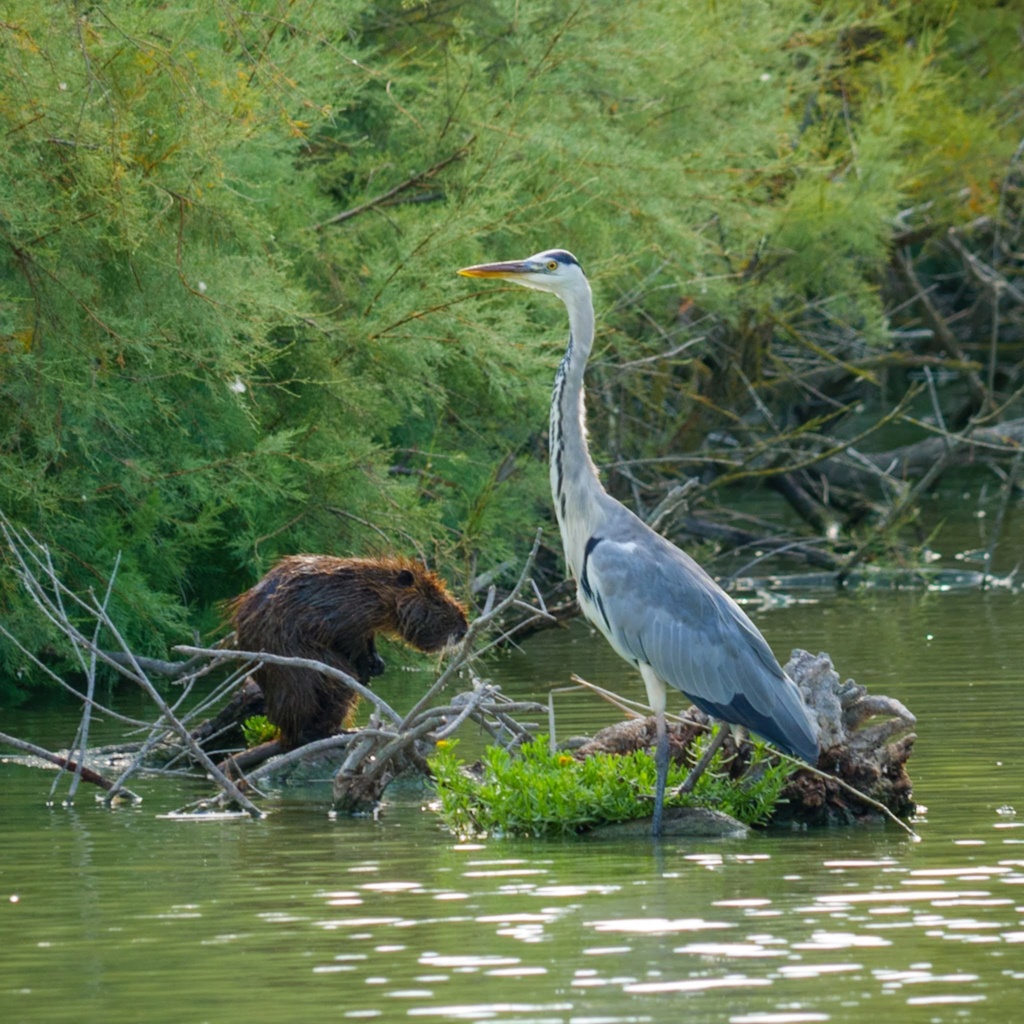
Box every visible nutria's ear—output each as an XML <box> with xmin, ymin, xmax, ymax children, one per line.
<box><xmin>396</xmin><ymin>569</ymin><xmax>416</xmax><ymax>587</ymax></box>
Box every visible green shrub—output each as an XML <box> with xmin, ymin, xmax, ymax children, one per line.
<box><xmin>428</xmin><ymin>733</ymin><xmax>794</xmax><ymax>838</ymax></box>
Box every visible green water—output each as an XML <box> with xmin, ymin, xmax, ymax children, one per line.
<box><xmin>3</xmin><ymin>582</ymin><xmax>1023</xmax><ymax>1023</ymax></box>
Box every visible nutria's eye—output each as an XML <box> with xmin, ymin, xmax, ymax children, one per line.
<box><xmin>396</xmin><ymin>569</ymin><xmax>415</xmax><ymax>587</ymax></box>
<box><xmin>546</xmin><ymin>260</ymin><xmax>558</xmax><ymax>271</ymax></box>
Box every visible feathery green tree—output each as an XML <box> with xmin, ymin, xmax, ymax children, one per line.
<box><xmin>1</xmin><ymin>1</ymin><xmax>1020</xmax><ymax>696</ymax></box>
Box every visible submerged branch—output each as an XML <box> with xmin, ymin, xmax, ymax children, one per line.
<box><xmin>0</xmin><ymin>732</ymin><xmax>142</xmax><ymax>802</ymax></box>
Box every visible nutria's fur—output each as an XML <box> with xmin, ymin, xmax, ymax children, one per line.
<box><xmin>228</xmin><ymin>555</ymin><xmax>468</xmax><ymax>750</ymax></box>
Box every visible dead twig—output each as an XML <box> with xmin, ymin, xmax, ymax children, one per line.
<box><xmin>312</xmin><ymin>139</ymin><xmax>474</xmax><ymax>231</ymax></box>
<box><xmin>399</xmin><ymin>528</ymin><xmax>551</xmax><ymax>730</ymax></box>
<box><xmin>172</xmin><ymin>645</ymin><xmax>403</xmax><ymax>727</ymax></box>
<box><xmin>0</xmin><ymin>514</ymin><xmax>264</xmax><ymax>818</ymax></box>
<box><xmin>327</xmin><ymin>533</ymin><xmax>551</xmax><ymax>806</ymax></box>
<box><xmin>168</xmin><ymin>534</ymin><xmax>551</xmax><ymax>810</ymax></box>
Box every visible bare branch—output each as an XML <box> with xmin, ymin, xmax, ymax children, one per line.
<box><xmin>312</xmin><ymin>139</ymin><xmax>474</xmax><ymax>231</ymax></box>
<box><xmin>173</xmin><ymin>645</ymin><xmax>403</xmax><ymax>727</ymax></box>
<box><xmin>0</xmin><ymin>732</ymin><xmax>142</xmax><ymax>802</ymax></box>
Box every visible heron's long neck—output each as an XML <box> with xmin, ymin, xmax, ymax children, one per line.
<box><xmin>550</xmin><ymin>282</ymin><xmax>607</xmax><ymax>580</ymax></box>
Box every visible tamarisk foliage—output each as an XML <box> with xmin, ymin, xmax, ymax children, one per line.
<box><xmin>1</xmin><ymin>2</ymin><xmax>1021</xmax><ymax>695</ymax></box>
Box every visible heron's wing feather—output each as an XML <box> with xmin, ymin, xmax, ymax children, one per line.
<box><xmin>583</xmin><ymin>523</ymin><xmax>818</xmax><ymax>761</ymax></box>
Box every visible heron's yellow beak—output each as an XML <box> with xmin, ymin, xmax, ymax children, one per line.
<box><xmin>457</xmin><ymin>260</ymin><xmax>534</xmax><ymax>280</ymax></box>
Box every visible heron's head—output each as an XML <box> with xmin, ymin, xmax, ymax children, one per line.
<box><xmin>458</xmin><ymin>249</ymin><xmax>587</xmax><ymax>300</ymax></box>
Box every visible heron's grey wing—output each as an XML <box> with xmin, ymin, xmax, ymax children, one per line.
<box><xmin>583</xmin><ymin>528</ymin><xmax>818</xmax><ymax>762</ymax></box>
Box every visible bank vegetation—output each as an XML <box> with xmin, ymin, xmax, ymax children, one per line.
<box><xmin>1</xmin><ymin>1</ymin><xmax>1021</xmax><ymax>698</ymax></box>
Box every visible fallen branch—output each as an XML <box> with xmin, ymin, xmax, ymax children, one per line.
<box><xmin>328</xmin><ymin>531</ymin><xmax>552</xmax><ymax>809</ymax></box>
<box><xmin>102</xmin><ymin>651</ymin><xmax>214</xmax><ymax>680</ymax></box>
<box><xmin>676</xmin><ymin>516</ymin><xmax>842</xmax><ymax>571</ymax></box>
<box><xmin>0</xmin><ymin>732</ymin><xmax>142</xmax><ymax>802</ymax></box>
<box><xmin>151</xmin><ymin>532</ymin><xmax>554</xmax><ymax>811</ymax></box>
<box><xmin>172</xmin><ymin>646</ymin><xmax>404</xmax><ymax>727</ymax></box>
<box><xmin>818</xmin><ymin>417</ymin><xmax>1024</xmax><ymax>493</ymax></box>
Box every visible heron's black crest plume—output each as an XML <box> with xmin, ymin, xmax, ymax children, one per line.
<box><xmin>540</xmin><ymin>249</ymin><xmax>582</xmax><ymax>270</ymax></box>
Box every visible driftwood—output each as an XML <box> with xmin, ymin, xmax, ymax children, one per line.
<box><xmin>0</xmin><ymin>513</ymin><xmax>263</xmax><ymax>815</ymax></box>
<box><xmin>780</xmin><ymin>649</ymin><xmax>916</xmax><ymax>825</ymax></box>
<box><xmin>0</xmin><ymin>516</ymin><xmax>558</xmax><ymax>818</ymax></box>
<box><xmin>175</xmin><ymin>646</ymin><xmax>548</xmax><ymax>810</ymax></box>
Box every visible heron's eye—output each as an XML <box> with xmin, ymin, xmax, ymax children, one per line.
<box><xmin>546</xmin><ymin>260</ymin><xmax>558</xmax><ymax>270</ymax></box>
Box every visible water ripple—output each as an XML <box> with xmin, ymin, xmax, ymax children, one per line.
<box><xmin>625</xmin><ymin>975</ymin><xmax>771</xmax><ymax>994</ymax></box>
<box><xmin>587</xmin><ymin>917</ymin><xmax>734</xmax><ymax>935</ymax></box>
<box><xmin>419</xmin><ymin>954</ymin><xmax>521</xmax><ymax>969</ymax></box>
<box><xmin>776</xmin><ymin>962</ymin><xmax>862</xmax><ymax>978</ymax></box>
<box><xmin>404</xmin><ymin>1001</ymin><xmax>575</xmax><ymax>1018</ymax></box>
<box><xmin>730</xmin><ymin>1015</ymin><xmax>830</xmax><ymax>1024</ymax></box>
<box><xmin>673</xmin><ymin>941</ymin><xmax>787</xmax><ymax>959</ymax></box>
<box><xmin>793</xmin><ymin>930</ymin><xmax>891</xmax><ymax>950</ymax></box>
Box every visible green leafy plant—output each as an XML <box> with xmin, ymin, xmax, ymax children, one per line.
<box><xmin>428</xmin><ymin>733</ymin><xmax>795</xmax><ymax>838</ymax></box>
<box><xmin>241</xmin><ymin>715</ymin><xmax>279</xmax><ymax>748</ymax></box>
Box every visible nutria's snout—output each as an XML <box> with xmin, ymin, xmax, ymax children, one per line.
<box><xmin>444</xmin><ymin>620</ymin><xmax>468</xmax><ymax>650</ymax></box>
<box><xmin>408</xmin><ymin>610</ymin><xmax>468</xmax><ymax>653</ymax></box>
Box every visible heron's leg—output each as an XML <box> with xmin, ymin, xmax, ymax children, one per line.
<box><xmin>651</xmin><ymin>708</ymin><xmax>669</xmax><ymax>838</ymax></box>
<box><xmin>638</xmin><ymin>665</ymin><xmax>668</xmax><ymax>838</ymax></box>
<box><xmin>674</xmin><ymin>722</ymin><xmax>728</xmax><ymax>796</ymax></box>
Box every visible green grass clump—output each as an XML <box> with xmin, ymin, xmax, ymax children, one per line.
<box><xmin>428</xmin><ymin>733</ymin><xmax>794</xmax><ymax>838</ymax></box>
<box><xmin>241</xmin><ymin>715</ymin><xmax>279</xmax><ymax>748</ymax></box>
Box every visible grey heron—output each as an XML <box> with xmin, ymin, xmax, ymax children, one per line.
<box><xmin>459</xmin><ymin>248</ymin><xmax>819</xmax><ymax>837</ymax></box>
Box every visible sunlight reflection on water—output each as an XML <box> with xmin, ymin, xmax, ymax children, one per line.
<box><xmin>258</xmin><ymin>814</ymin><xmax>1024</xmax><ymax>1021</ymax></box>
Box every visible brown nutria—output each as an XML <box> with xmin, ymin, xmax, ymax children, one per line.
<box><xmin>227</xmin><ymin>555</ymin><xmax>468</xmax><ymax>750</ymax></box>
